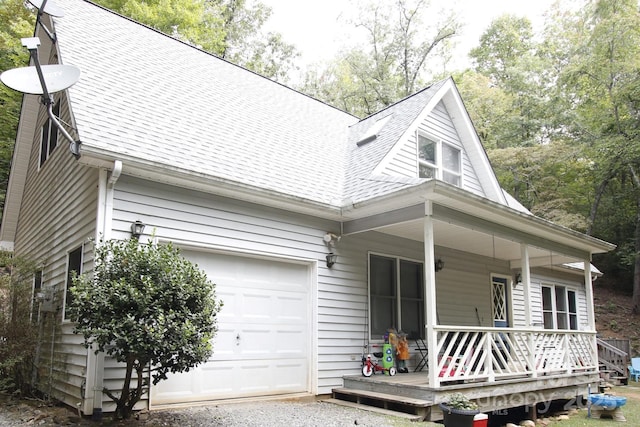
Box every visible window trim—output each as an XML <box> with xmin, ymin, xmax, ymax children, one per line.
<box><xmin>416</xmin><ymin>131</ymin><xmax>462</xmax><ymax>186</ymax></box>
<box><xmin>541</xmin><ymin>283</ymin><xmax>579</xmax><ymax>330</ymax></box>
<box><xmin>368</xmin><ymin>252</ymin><xmax>425</xmax><ymax>341</ymax></box>
<box><xmin>63</xmin><ymin>245</ymin><xmax>83</xmax><ymax>321</ymax></box>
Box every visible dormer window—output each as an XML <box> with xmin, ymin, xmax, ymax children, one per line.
<box><xmin>417</xmin><ymin>133</ymin><xmax>461</xmax><ymax>186</ymax></box>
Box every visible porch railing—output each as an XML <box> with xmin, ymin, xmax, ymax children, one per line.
<box><xmin>429</xmin><ymin>326</ymin><xmax>598</xmax><ymax>387</ymax></box>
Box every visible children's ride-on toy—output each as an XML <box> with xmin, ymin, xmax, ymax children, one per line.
<box><xmin>361</xmin><ymin>352</ymin><xmax>397</xmax><ymax>377</ymax></box>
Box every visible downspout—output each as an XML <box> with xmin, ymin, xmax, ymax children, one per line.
<box><xmin>83</xmin><ymin>160</ymin><xmax>121</xmax><ymax>418</ymax></box>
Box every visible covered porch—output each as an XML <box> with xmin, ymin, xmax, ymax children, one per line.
<box><xmin>337</xmin><ymin>181</ymin><xmax>613</xmax><ymax>417</ymax></box>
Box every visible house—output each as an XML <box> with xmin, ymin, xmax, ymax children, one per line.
<box><xmin>0</xmin><ymin>0</ymin><xmax>615</xmax><ymax>420</ymax></box>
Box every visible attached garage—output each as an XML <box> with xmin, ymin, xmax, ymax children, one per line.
<box><xmin>151</xmin><ymin>250</ymin><xmax>315</xmax><ymax>405</ymax></box>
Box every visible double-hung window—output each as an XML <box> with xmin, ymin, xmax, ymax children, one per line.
<box><xmin>369</xmin><ymin>254</ymin><xmax>424</xmax><ymax>339</ymax></box>
<box><xmin>417</xmin><ymin>133</ymin><xmax>462</xmax><ymax>186</ymax></box>
<box><xmin>542</xmin><ymin>284</ymin><xmax>578</xmax><ymax>330</ymax></box>
<box><xmin>40</xmin><ymin>99</ymin><xmax>60</xmax><ymax>167</ymax></box>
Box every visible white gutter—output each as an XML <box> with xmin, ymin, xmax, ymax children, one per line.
<box><xmin>77</xmin><ymin>149</ymin><xmax>344</xmax><ymax>220</ymax></box>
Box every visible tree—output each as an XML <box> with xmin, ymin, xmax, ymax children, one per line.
<box><xmin>0</xmin><ymin>0</ymin><xmax>35</xmax><ymax>221</ymax></box>
<box><xmin>70</xmin><ymin>238</ymin><xmax>222</xmax><ymax>419</ymax></box>
<box><xmin>454</xmin><ymin>70</ymin><xmax>513</xmax><ymax>150</ymax></box>
<box><xmin>300</xmin><ymin>0</ymin><xmax>459</xmax><ymax>116</ymax></box>
<box><xmin>553</xmin><ymin>0</ymin><xmax>640</xmax><ymax>311</ymax></box>
<box><xmin>469</xmin><ymin>14</ymin><xmax>550</xmax><ymax>147</ymax></box>
<box><xmin>0</xmin><ymin>251</ymin><xmax>39</xmax><ymax>395</ymax></box>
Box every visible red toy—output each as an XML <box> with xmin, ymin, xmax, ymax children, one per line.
<box><xmin>361</xmin><ymin>352</ymin><xmax>397</xmax><ymax>377</ymax></box>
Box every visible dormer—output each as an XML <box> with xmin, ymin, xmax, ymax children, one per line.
<box><xmin>359</xmin><ymin>78</ymin><xmax>506</xmax><ymax>205</ymax></box>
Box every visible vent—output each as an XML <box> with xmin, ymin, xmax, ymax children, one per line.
<box><xmin>356</xmin><ymin>114</ymin><xmax>393</xmax><ymax>146</ymax></box>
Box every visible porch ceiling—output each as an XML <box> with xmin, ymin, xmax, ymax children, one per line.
<box><xmin>376</xmin><ymin>218</ymin><xmax>580</xmax><ymax>267</ymax></box>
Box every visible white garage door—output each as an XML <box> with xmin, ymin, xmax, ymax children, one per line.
<box><xmin>151</xmin><ymin>250</ymin><xmax>312</xmax><ymax>405</ymax></box>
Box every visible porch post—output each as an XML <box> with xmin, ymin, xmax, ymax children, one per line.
<box><xmin>521</xmin><ymin>244</ymin><xmax>536</xmax><ymax>378</ymax></box>
<box><xmin>424</xmin><ymin>201</ymin><xmax>439</xmax><ymax>387</ymax></box>
<box><xmin>584</xmin><ymin>259</ymin><xmax>596</xmax><ymax>330</ymax></box>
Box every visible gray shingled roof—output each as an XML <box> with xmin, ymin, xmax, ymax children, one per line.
<box><xmin>54</xmin><ymin>0</ymin><xmax>360</xmax><ymax>206</ymax></box>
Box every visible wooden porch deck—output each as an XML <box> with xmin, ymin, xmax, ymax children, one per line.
<box><xmin>334</xmin><ymin>370</ymin><xmax>600</xmax><ymax>421</ymax></box>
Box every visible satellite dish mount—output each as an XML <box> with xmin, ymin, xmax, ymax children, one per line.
<box><xmin>22</xmin><ymin>37</ymin><xmax>81</xmax><ymax>158</ymax></box>
<box><xmin>28</xmin><ymin>0</ymin><xmax>66</xmax><ymax>42</ymax></box>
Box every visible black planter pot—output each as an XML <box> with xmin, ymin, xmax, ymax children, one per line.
<box><xmin>439</xmin><ymin>402</ymin><xmax>480</xmax><ymax>427</ymax></box>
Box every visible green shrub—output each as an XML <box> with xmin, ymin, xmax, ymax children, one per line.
<box><xmin>70</xmin><ymin>238</ymin><xmax>222</xmax><ymax>419</ymax></box>
<box><xmin>0</xmin><ymin>251</ymin><xmax>38</xmax><ymax>395</ymax></box>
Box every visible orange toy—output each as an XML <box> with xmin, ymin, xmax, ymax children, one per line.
<box><xmin>396</xmin><ymin>334</ymin><xmax>410</xmax><ymax>373</ymax></box>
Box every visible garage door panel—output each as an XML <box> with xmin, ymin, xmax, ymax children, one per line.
<box><xmin>151</xmin><ymin>251</ymin><xmax>311</xmax><ymax>406</ymax></box>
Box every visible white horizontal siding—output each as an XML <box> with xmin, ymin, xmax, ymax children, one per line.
<box><xmin>13</xmin><ymin>89</ymin><xmax>97</xmax><ymax>409</ymax></box>
<box><xmin>434</xmin><ymin>247</ymin><xmax>511</xmax><ymax>327</ymax></box>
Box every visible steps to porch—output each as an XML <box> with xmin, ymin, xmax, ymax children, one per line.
<box><xmin>330</xmin><ymin>387</ymin><xmax>431</xmax><ymax>421</ymax></box>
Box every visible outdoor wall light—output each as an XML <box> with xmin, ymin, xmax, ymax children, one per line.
<box><xmin>435</xmin><ymin>258</ymin><xmax>444</xmax><ymax>272</ymax></box>
<box><xmin>326</xmin><ymin>252</ymin><xmax>337</xmax><ymax>268</ymax></box>
<box><xmin>130</xmin><ymin>220</ymin><xmax>145</xmax><ymax>239</ymax></box>
<box><xmin>514</xmin><ymin>272</ymin><xmax>522</xmax><ymax>287</ymax></box>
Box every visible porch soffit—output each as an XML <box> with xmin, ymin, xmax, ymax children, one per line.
<box><xmin>341</xmin><ymin>181</ymin><xmax>614</xmax><ymax>259</ymax></box>
<box><xmin>342</xmin><ymin>201</ymin><xmax>604</xmax><ymax>264</ymax></box>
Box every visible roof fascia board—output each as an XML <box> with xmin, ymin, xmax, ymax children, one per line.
<box><xmin>429</xmin><ymin>183</ymin><xmax>615</xmax><ymax>254</ymax></box>
<box><xmin>433</xmin><ymin>204</ymin><xmax>590</xmax><ymax>259</ymax></box>
<box><xmin>342</xmin><ymin>204</ymin><xmax>425</xmax><ymax>235</ymax></box>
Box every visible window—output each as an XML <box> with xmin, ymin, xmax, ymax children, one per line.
<box><xmin>32</xmin><ymin>270</ymin><xmax>42</xmax><ymax>322</ymax></box>
<box><xmin>64</xmin><ymin>246</ymin><xmax>83</xmax><ymax>320</ymax></box>
<box><xmin>369</xmin><ymin>254</ymin><xmax>424</xmax><ymax>339</ymax></box>
<box><xmin>40</xmin><ymin>99</ymin><xmax>60</xmax><ymax>167</ymax></box>
<box><xmin>417</xmin><ymin>133</ymin><xmax>461</xmax><ymax>186</ymax></box>
<box><xmin>541</xmin><ymin>284</ymin><xmax>578</xmax><ymax>330</ymax></box>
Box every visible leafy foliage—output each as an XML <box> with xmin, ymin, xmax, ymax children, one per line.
<box><xmin>70</xmin><ymin>238</ymin><xmax>222</xmax><ymax>419</ymax></box>
<box><xmin>445</xmin><ymin>392</ymin><xmax>478</xmax><ymax>410</ymax></box>
<box><xmin>300</xmin><ymin>0</ymin><xmax>459</xmax><ymax>116</ymax></box>
<box><xmin>0</xmin><ymin>251</ymin><xmax>39</xmax><ymax>395</ymax></box>
<box><xmin>0</xmin><ymin>0</ymin><xmax>35</xmax><ymax>221</ymax></box>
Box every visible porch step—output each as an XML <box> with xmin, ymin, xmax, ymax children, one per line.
<box><xmin>331</xmin><ymin>387</ymin><xmax>432</xmax><ymax>421</ymax></box>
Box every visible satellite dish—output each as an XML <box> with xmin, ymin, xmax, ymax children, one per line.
<box><xmin>28</xmin><ymin>0</ymin><xmax>65</xmax><ymax>17</ymax></box>
<box><xmin>0</xmin><ymin>64</ymin><xmax>80</xmax><ymax>95</ymax></box>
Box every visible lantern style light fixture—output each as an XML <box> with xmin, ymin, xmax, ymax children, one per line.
<box><xmin>435</xmin><ymin>258</ymin><xmax>444</xmax><ymax>272</ymax></box>
<box><xmin>326</xmin><ymin>252</ymin><xmax>338</xmax><ymax>268</ymax></box>
<box><xmin>514</xmin><ymin>272</ymin><xmax>522</xmax><ymax>287</ymax></box>
<box><xmin>130</xmin><ymin>220</ymin><xmax>145</xmax><ymax>239</ymax></box>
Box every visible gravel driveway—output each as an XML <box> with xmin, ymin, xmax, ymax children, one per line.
<box><xmin>0</xmin><ymin>397</ymin><xmax>423</xmax><ymax>427</ymax></box>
